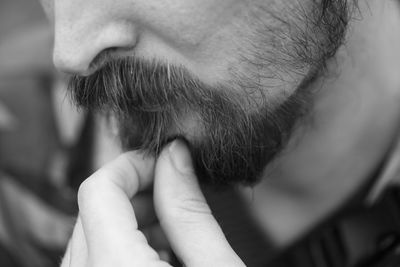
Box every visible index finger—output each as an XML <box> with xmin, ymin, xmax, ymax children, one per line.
<box><xmin>77</xmin><ymin>151</ymin><xmax>159</xmax><ymax>264</ymax></box>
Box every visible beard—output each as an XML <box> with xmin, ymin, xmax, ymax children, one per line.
<box><xmin>68</xmin><ymin>0</ymin><xmax>350</xmax><ymax>187</ymax></box>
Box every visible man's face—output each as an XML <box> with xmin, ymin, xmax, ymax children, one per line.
<box><xmin>41</xmin><ymin>0</ymin><xmax>350</xmax><ymax>186</ymax></box>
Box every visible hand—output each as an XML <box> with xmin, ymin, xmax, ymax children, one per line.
<box><xmin>61</xmin><ymin>140</ymin><xmax>245</xmax><ymax>267</ymax></box>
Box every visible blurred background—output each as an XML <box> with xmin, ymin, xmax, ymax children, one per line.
<box><xmin>0</xmin><ymin>1</ymin><xmax>122</xmax><ymax>266</ymax></box>
<box><xmin>0</xmin><ymin>1</ymin><xmax>76</xmax><ymax>266</ymax></box>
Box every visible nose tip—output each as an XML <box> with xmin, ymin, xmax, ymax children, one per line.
<box><xmin>53</xmin><ymin>49</ymin><xmax>94</xmax><ymax>76</ymax></box>
<box><xmin>52</xmin><ymin>25</ymin><xmax>138</xmax><ymax>76</ymax></box>
<box><xmin>53</xmin><ymin>37</ymin><xmax>138</xmax><ymax>76</ymax></box>
<box><xmin>51</xmin><ymin>0</ymin><xmax>140</xmax><ymax>76</ymax></box>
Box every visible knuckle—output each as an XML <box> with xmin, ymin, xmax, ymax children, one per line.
<box><xmin>77</xmin><ymin>170</ymin><xmax>110</xmax><ymax>207</ymax></box>
<box><xmin>77</xmin><ymin>176</ymin><xmax>96</xmax><ymax>202</ymax></box>
<box><xmin>77</xmin><ymin>178</ymin><xmax>95</xmax><ymax>209</ymax></box>
<box><xmin>100</xmin><ymin>165</ymin><xmax>126</xmax><ymax>185</ymax></box>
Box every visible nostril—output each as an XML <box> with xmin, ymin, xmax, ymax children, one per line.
<box><xmin>88</xmin><ymin>46</ymin><xmax>136</xmax><ymax>74</ymax></box>
<box><xmin>55</xmin><ymin>46</ymin><xmax>135</xmax><ymax>77</ymax></box>
<box><xmin>87</xmin><ymin>47</ymin><xmax>119</xmax><ymax>74</ymax></box>
<box><xmin>52</xmin><ymin>44</ymin><xmax>118</xmax><ymax>76</ymax></box>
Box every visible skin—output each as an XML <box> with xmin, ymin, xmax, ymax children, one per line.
<box><xmin>38</xmin><ymin>0</ymin><xmax>400</xmax><ymax>264</ymax></box>
<box><xmin>245</xmin><ymin>0</ymin><xmax>400</xmax><ymax>245</ymax></box>
<box><xmin>61</xmin><ymin>141</ymin><xmax>245</xmax><ymax>266</ymax></box>
<box><xmin>45</xmin><ymin>0</ymin><xmax>255</xmax><ymax>78</ymax></box>
<box><xmin>42</xmin><ymin>0</ymin><xmax>320</xmax><ymax>103</ymax></box>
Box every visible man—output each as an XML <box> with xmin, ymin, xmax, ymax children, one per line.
<box><xmin>36</xmin><ymin>0</ymin><xmax>400</xmax><ymax>266</ymax></box>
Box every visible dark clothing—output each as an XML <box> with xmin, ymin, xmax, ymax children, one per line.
<box><xmin>268</xmin><ymin>186</ymin><xmax>400</xmax><ymax>267</ymax></box>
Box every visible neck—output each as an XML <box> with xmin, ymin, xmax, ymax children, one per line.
<box><xmin>241</xmin><ymin>0</ymin><xmax>400</xmax><ymax>247</ymax></box>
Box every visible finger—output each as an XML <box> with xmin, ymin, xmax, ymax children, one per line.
<box><xmin>61</xmin><ymin>217</ymin><xmax>88</xmax><ymax>267</ymax></box>
<box><xmin>154</xmin><ymin>140</ymin><xmax>245</xmax><ymax>267</ymax></box>
<box><xmin>70</xmin><ymin>217</ymin><xmax>88</xmax><ymax>267</ymax></box>
<box><xmin>77</xmin><ymin>151</ymin><xmax>161</xmax><ymax>265</ymax></box>
<box><xmin>60</xmin><ymin>238</ymin><xmax>71</xmax><ymax>267</ymax></box>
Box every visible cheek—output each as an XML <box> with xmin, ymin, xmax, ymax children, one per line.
<box><xmin>120</xmin><ymin>0</ymin><xmax>248</xmax><ymax>84</ymax></box>
<box><xmin>125</xmin><ymin>0</ymin><xmax>244</xmax><ymax>48</ymax></box>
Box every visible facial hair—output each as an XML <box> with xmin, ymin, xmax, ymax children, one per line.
<box><xmin>68</xmin><ymin>0</ymin><xmax>350</xmax><ymax>187</ymax></box>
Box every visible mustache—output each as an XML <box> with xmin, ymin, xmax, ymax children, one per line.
<box><xmin>67</xmin><ymin>57</ymin><xmax>308</xmax><ymax>186</ymax></box>
<box><xmin>69</xmin><ymin>59</ymin><xmax>224</xmax><ymax>113</ymax></box>
<box><xmin>68</xmin><ymin>57</ymin><xmax>265</xmax><ymax>148</ymax></box>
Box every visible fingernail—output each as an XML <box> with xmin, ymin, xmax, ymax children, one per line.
<box><xmin>168</xmin><ymin>139</ymin><xmax>193</xmax><ymax>174</ymax></box>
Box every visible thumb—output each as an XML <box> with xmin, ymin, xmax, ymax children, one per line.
<box><xmin>154</xmin><ymin>140</ymin><xmax>244</xmax><ymax>267</ymax></box>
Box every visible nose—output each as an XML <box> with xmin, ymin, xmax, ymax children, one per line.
<box><xmin>52</xmin><ymin>1</ymin><xmax>139</xmax><ymax>75</ymax></box>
